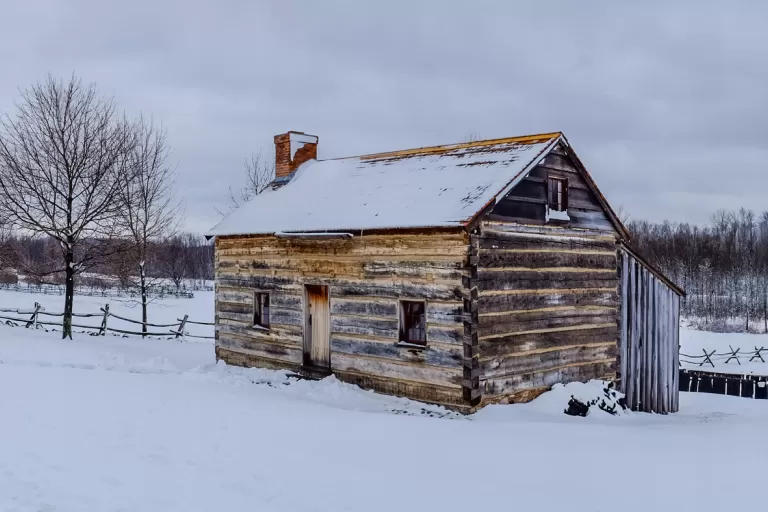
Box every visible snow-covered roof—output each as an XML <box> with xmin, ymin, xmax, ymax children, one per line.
<box><xmin>209</xmin><ymin>132</ymin><xmax>563</xmax><ymax>236</ymax></box>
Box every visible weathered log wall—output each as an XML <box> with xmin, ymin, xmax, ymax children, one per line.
<box><xmin>214</xmin><ymin>231</ymin><xmax>472</xmax><ymax>409</ymax></box>
<box><xmin>619</xmin><ymin>248</ymin><xmax>680</xmax><ymax>413</ymax></box>
<box><xmin>471</xmin><ymin>221</ymin><xmax>620</xmax><ymax>405</ymax></box>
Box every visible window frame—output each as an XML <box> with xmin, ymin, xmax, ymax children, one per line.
<box><xmin>398</xmin><ymin>299</ymin><xmax>427</xmax><ymax>347</ymax></box>
<box><xmin>253</xmin><ymin>291</ymin><xmax>270</xmax><ymax>330</ymax></box>
<box><xmin>547</xmin><ymin>176</ymin><xmax>568</xmax><ymax>212</ymax></box>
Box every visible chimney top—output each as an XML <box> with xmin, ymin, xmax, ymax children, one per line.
<box><xmin>273</xmin><ymin>131</ymin><xmax>319</xmax><ymax>184</ymax></box>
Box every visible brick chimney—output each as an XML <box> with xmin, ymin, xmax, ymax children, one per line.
<box><xmin>274</xmin><ymin>131</ymin><xmax>319</xmax><ymax>182</ymax></box>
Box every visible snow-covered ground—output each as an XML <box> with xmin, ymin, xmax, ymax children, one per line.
<box><xmin>1</xmin><ymin>314</ymin><xmax>767</xmax><ymax>511</ymax></box>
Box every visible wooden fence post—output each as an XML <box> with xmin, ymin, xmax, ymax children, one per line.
<box><xmin>700</xmin><ymin>349</ymin><xmax>715</xmax><ymax>368</ymax></box>
<box><xmin>99</xmin><ymin>304</ymin><xmax>110</xmax><ymax>336</ymax></box>
<box><xmin>176</xmin><ymin>314</ymin><xmax>188</xmax><ymax>341</ymax></box>
<box><xmin>725</xmin><ymin>345</ymin><xmax>741</xmax><ymax>365</ymax></box>
<box><xmin>25</xmin><ymin>302</ymin><xmax>41</xmax><ymax>329</ymax></box>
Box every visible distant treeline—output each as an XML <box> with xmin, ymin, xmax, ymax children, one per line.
<box><xmin>629</xmin><ymin>209</ymin><xmax>768</xmax><ymax>331</ymax></box>
<box><xmin>0</xmin><ymin>233</ymin><xmax>213</xmax><ymax>288</ymax></box>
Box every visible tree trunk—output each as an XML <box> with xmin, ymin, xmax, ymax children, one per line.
<box><xmin>140</xmin><ymin>261</ymin><xmax>148</xmax><ymax>337</ymax></box>
<box><xmin>63</xmin><ymin>247</ymin><xmax>74</xmax><ymax>340</ymax></box>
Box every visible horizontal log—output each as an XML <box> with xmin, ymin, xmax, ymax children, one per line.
<box><xmin>331</xmin><ymin>315</ymin><xmax>398</xmax><ymax>339</ymax></box>
<box><xmin>476</xmin><ymin>249</ymin><xmax>617</xmax><ymax>270</ymax></box>
<box><xmin>217</xmin><ymin>301</ymin><xmax>252</xmax><ymax>316</ymax></box>
<box><xmin>330</xmin><ymin>352</ymin><xmax>463</xmax><ymax>389</ymax></box>
<box><xmin>219</xmin><ymin>258</ymin><xmax>365</xmax><ymax>278</ymax></box>
<box><xmin>217</xmin><ymin>336</ymin><xmax>302</xmax><ymax>365</ymax></box>
<box><xmin>217</xmin><ymin>236</ymin><xmax>469</xmax><ymax>259</ymax></box>
<box><xmin>331</xmin><ymin>281</ymin><xmax>465</xmax><ymax>301</ymax></box>
<box><xmin>217</xmin><ymin>289</ymin><xmax>303</xmax><ymax>311</ymax></box>
<box><xmin>483</xmin><ymin>359</ymin><xmax>618</xmax><ymax>397</ymax></box>
<box><xmin>481</xmin><ymin>343</ymin><xmax>618</xmax><ymax>379</ymax></box>
<box><xmin>332</xmin><ymin>370</ymin><xmax>466</xmax><ymax>409</ymax></box>
<box><xmin>362</xmin><ymin>260</ymin><xmax>466</xmax><ymax>281</ymax></box>
<box><xmin>480</xmin><ymin>325</ymin><xmax>618</xmax><ymax>358</ymax></box>
<box><xmin>217</xmin><ymin>276</ymin><xmax>303</xmax><ymax>293</ymax></box>
<box><xmin>330</xmin><ymin>336</ymin><xmax>463</xmax><ymax>368</ymax></box>
<box><xmin>216</xmin><ymin>347</ymin><xmax>302</xmax><ymax>373</ymax></box>
<box><xmin>476</xmin><ymin>233</ymin><xmax>616</xmax><ymax>252</ymax></box>
<box><xmin>479</xmin><ymin>221</ymin><xmax>616</xmax><ymax>239</ymax></box>
<box><xmin>474</xmin><ymin>274</ymin><xmax>617</xmax><ymax>293</ymax></box>
<box><xmin>218</xmin><ymin>258</ymin><xmax>468</xmax><ymax>282</ymax></box>
<box><xmin>218</xmin><ymin>322</ymin><xmax>302</xmax><ymax>344</ymax></box>
<box><xmin>217</xmin><ymin>307</ymin><xmax>303</xmax><ymax>328</ymax></box>
<box><xmin>426</xmin><ymin>324</ymin><xmax>465</xmax><ymax>345</ymax></box>
<box><xmin>479</xmin><ymin>305</ymin><xmax>616</xmax><ymax>324</ymax></box>
<box><xmin>426</xmin><ymin>302</ymin><xmax>466</xmax><ymax>324</ymax></box>
<box><xmin>479</xmin><ymin>313</ymin><xmax>618</xmax><ymax>337</ymax></box>
<box><xmin>478</xmin><ymin>289</ymin><xmax>619</xmax><ymax>313</ymax></box>
<box><xmin>217</xmin><ymin>232</ymin><xmax>467</xmax><ymax>250</ymax></box>
<box><xmin>330</xmin><ymin>298</ymin><xmax>398</xmax><ymax>317</ymax></box>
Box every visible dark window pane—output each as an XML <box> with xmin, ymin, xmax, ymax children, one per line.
<box><xmin>401</xmin><ymin>300</ymin><xmax>426</xmax><ymax>344</ymax></box>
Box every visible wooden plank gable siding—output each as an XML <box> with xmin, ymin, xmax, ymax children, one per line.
<box><xmin>492</xmin><ymin>143</ymin><xmax>615</xmax><ymax>232</ymax></box>
<box><xmin>214</xmin><ymin>231</ymin><xmax>472</xmax><ymax>409</ymax></box>
<box><xmin>471</xmin><ymin>221</ymin><xmax>620</xmax><ymax>405</ymax></box>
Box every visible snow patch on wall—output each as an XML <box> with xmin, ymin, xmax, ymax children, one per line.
<box><xmin>546</xmin><ymin>208</ymin><xmax>571</xmax><ymax>222</ymax></box>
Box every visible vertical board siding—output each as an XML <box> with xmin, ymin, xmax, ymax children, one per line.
<box><xmin>214</xmin><ymin>232</ymin><xmax>471</xmax><ymax>409</ymax></box>
<box><xmin>474</xmin><ymin>220</ymin><xmax>621</xmax><ymax>404</ymax></box>
<box><xmin>618</xmin><ymin>249</ymin><xmax>680</xmax><ymax>413</ymax></box>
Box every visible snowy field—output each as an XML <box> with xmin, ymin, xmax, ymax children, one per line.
<box><xmin>1</xmin><ymin>292</ymin><xmax>767</xmax><ymax>511</ymax></box>
<box><xmin>681</xmin><ymin>325</ymin><xmax>768</xmax><ymax>375</ymax></box>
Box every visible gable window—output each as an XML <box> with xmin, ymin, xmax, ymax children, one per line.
<box><xmin>399</xmin><ymin>300</ymin><xmax>426</xmax><ymax>346</ymax></box>
<box><xmin>253</xmin><ymin>292</ymin><xmax>270</xmax><ymax>329</ymax></box>
<box><xmin>547</xmin><ymin>177</ymin><xmax>568</xmax><ymax>212</ymax></box>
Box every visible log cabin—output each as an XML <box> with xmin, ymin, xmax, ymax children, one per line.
<box><xmin>208</xmin><ymin>131</ymin><xmax>684</xmax><ymax>414</ymax></box>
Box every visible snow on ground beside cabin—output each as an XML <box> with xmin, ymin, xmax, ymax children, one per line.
<box><xmin>1</xmin><ymin>325</ymin><xmax>767</xmax><ymax>511</ymax></box>
<box><xmin>0</xmin><ymin>289</ymin><xmax>213</xmax><ymax>339</ymax></box>
<box><xmin>680</xmin><ymin>324</ymin><xmax>768</xmax><ymax>375</ymax></box>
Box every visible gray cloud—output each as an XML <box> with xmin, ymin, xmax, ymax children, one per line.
<box><xmin>2</xmin><ymin>0</ymin><xmax>767</xmax><ymax>232</ymax></box>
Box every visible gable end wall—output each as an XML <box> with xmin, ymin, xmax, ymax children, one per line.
<box><xmin>472</xmin><ymin>143</ymin><xmax>621</xmax><ymax>405</ymax></box>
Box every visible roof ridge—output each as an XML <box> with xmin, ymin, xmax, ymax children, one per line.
<box><xmin>320</xmin><ymin>131</ymin><xmax>562</xmax><ymax>162</ymax></box>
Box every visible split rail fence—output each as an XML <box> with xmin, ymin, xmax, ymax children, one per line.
<box><xmin>680</xmin><ymin>346</ymin><xmax>766</xmax><ymax>367</ymax></box>
<box><xmin>0</xmin><ymin>302</ymin><xmax>214</xmax><ymax>341</ymax></box>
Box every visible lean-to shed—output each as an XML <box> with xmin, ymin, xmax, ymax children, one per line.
<box><xmin>209</xmin><ymin>131</ymin><xmax>684</xmax><ymax>413</ymax></box>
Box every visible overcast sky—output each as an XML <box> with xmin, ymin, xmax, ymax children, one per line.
<box><xmin>1</xmin><ymin>1</ymin><xmax>766</xmax><ymax>233</ymax></box>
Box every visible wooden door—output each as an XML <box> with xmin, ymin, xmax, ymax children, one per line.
<box><xmin>304</xmin><ymin>285</ymin><xmax>330</xmax><ymax>369</ymax></box>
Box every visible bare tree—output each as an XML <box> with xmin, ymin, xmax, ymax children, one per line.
<box><xmin>615</xmin><ymin>204</ymin><xmax>631</xmax><ymax>225</ymax></box>
<box><xmin>0</xmin><ymin>74</ymin><xmax>134</xmax><ymax>338</ymax></box>
<box><xmin>462</xmin><ymin>132</ymin><xmax>483</xmax><ymax>143</ymax></box>
<box><xmin>117</xmin><ymin>117</ymin><xmax>181</xmax><ymax>335</ymax></box>
<box><xmin>217</xmin><ymin>151</ymin><xmax>274</xmax><ymax>216</ymax></box>
<box><xmin>161</xmin><ymin>234</ymin><xmax>190</xmax><ymax>292</ymax></box>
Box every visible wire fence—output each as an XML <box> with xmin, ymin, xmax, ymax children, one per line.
<box><xmin>680</xmin><ymin>346</ymin><xmax>766</xmax><ymax>368</ymax></box>
<box><xmin>0</xmin><ymin>301</ymin><xmax>214</xmax><ymax>341</ymax></box>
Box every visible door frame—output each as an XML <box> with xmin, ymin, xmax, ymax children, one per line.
<box><xmin>303</xmin><ymin>283</ymin><xmax>331</xmax><ymax>371</ymax></box>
